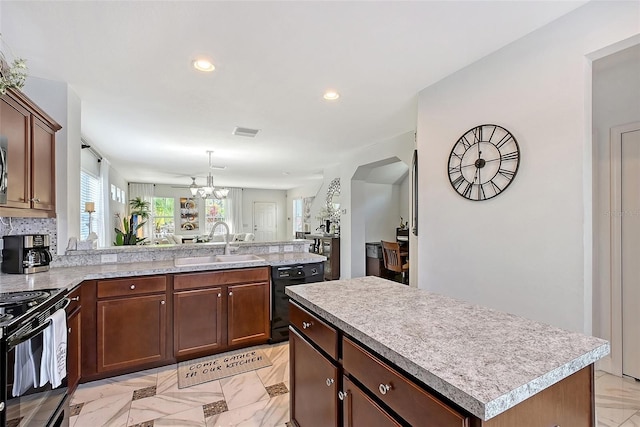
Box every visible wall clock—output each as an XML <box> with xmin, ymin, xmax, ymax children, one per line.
<box><xmin>447</xmin><ymin>124</ymin><xmax>520</xmax><ymax>201</ymax></box>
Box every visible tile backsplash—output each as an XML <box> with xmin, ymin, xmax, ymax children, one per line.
<box><xmin>0</xmin><ymin>218</ymin><xmax>58</xmax><ymax>254</ymax></box>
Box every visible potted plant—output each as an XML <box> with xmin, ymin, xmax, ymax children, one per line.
<box><xmin>113</xmin><ymin>197</ymin><xmax>151</xmax><ymax>246</ymax></box>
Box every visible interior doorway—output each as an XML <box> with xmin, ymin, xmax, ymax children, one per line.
<box><xmin>253</xmin><ymin>202</ymin><xmax>277</xmax><ymax>241</ymax></box>
<box><xmin>350</xmin><ymin>157</ymin><xmax>409</xmax><ymax>280</ymax></box>
<box><xmin>612</xmin><ymin>122</ymin><xmax>640</xmax><ymax>379</ymax></box>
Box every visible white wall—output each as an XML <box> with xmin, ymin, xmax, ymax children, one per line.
<box><xmin>23</xmin><ymin>77</ymin><xmax>81</xmax><ymax>255</ymax></box>
<box><xmin>340</xmin><ymin>132</ymin><xmax>415</xmax><ymax>278</ymax></box>
<box><xmin>108</xmin><ymin>167</ymin><xmax>128</xmax><ymax>244</ymax></box>
<box><xmin>363</xmin><ymin>183</ymin><xmax>402</xmax><ymax>244</ymax></box>
<box><xmin>416</xmin><ymin>1</ymin><xmax>639</xmax><ymax>333</ymax></box>
<box><xmin>593</xmin><ymin>44</ymin><xmax>640</xmax><ymax>344</ymax></box>
<box><xmin>242</xmin><ymin>188</ymin><xmax>288</xmax><ymax>241</ymax></box>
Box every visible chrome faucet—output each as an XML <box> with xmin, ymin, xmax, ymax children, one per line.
<box><xmin>209</xmin><ymin>221</ymin><xmax>232</xmax><ymax>255</ymax></box>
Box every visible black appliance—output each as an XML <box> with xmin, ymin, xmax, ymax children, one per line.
<box><xmin>0</xmin><ymin>288</ymin><xmax>69</xmax><ymax>427</ymax></box>
<box><xmin>2</xmin><ymin>235</ymin><xmax>52</xmax><ymax>274</ymax></box>
<box><xmin>270</xmin><ymin>262</ymin><xmax>324</xmax><ymax>343</ymax></box>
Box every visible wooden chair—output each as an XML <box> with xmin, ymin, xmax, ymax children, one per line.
<box><xmin>381</xmin><ymin>240</ymin><xmax>409</xmax><ymax>285</ymax></box>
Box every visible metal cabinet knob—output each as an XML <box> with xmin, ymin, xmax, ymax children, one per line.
<box><xmin>302</xmin><ymin>321</ymin><xmax>312</xmax><ymax>329</ymax></box>
<box><xmin>130</xmin><ymin>285</ymin><xmax>136</xmax><ymax>290</ymax></box>
<box><xmin>68</xmin><ymin>327</ymin><xmax>72</xmax><ymax>334</ymax></box>
<box><xmin>326</xmin><ymin>378</ymin><xmax>334</xmax><ymax>387</ymax></box>
<box><xmin>0</xmin><ymin>401</ymin><xmax>4</xmax><ymax>411</ymax></box>
<box><xmin>161</xmin><ymin>300</ymin><xmax>165</xmax><ymax>305</ymax></box>
<box><xmin>378</xmin><ymin>383</ymin><xmax>391</xmax><ymax>395</ymax></box>
<box><xmin>218</xmin><ymin>293</ymin><xmax>221</xmax><ymax>297</ymax></box>
<box><xmin>338</xmin><ymin>391</ymin><xmax>348</xmax><ymax>401</ymax></box>
<box><xmin>31</xmin><ymin>198</ymin><xmax>40</xmax><ymax>203</ymax></box>
<box><xmin>229</xmin><ymin>291</ymin><xmax>233</xmax><ymax>296</ymax></box>
<box><xmin>71</xmin><ymin>296</ymin><xmax>80</xmax><ymax>301</ymax></box>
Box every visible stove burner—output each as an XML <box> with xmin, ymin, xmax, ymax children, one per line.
<box><xmin>0</xmin><ymin>290</ymin><xmax>50</xmax><ymax>307</ymax></box>
<box><xmin>0</xmin><ymin>313</ymin><xmax>13</xmax><ymax>322</ymax></box>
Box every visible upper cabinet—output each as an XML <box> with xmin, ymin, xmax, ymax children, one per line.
<box><xmin>0</xmin><ymin>88</ymin><xmax>60</xmax><ymax>218</ymax></box>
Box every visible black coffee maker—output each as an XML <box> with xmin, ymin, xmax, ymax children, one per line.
<box><xmin>2</xmin><ymin>234</ymin><xmax>52</xmax><ymax>274</ymax></box>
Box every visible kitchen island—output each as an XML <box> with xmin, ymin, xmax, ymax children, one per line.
<box><xmin>286</xmin><ymin>276</ymin><xmax>609</xmax><ymax>426</ymax></box>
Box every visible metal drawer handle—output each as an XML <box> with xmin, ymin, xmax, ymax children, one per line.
<box><xmin>71</xmin><ymin>296</ymin><xmax>80</xmax><ymax>301</ymax></box>
<box><xmin>302</xmin><ymin>321</ymin><xmax>312</xmax><ymax>329</ymax></box>
<box><xmin>130</xmin><ymin>284</ymin><xmax>136</xmax><ymax>290</ymax></box>
<box><xmin>326</xmin><ymin>378</ymin><xmax>334</xmax><ymax>387</ymax></box>
<box><xmin>378</xmin><ymin>383</ymin><xmax>391</xmax><ymax>395</ymax></box>
<box><xmin>338</xmin><ymin>390</ymin><xmax>348</xmax><ymax>401</ymax></box>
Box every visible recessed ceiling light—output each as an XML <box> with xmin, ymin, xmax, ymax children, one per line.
<box><xmin>193</xmin><ymin>59</ymin><xmax>215</xmax><ymax>72</ymax></box>
<box><xmin>323</xmin><ymin>90</ymin><xmax>340</xmax><ymax>101</ymax></box>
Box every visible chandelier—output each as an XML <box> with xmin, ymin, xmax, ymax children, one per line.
<box><xmin>189</xmin><ymin>151</ymin><xmax>229</xmax><ymax>199</ymax></box>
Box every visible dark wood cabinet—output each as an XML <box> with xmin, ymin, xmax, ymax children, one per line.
<box><xmin>174</xmin><ymin>287</ymin><xmax>224</xmax><ymax>358</ymax></box>
<box><xmin>227</xmin><ymin>281</ymin><xmax>269</xmax><ymax>347</ymax></box>
<box><xmin>172</xmin><ymin>267</ymin><xmax>270</xmax><ymax>361</ymax></box>
<box><xmin>97</xmin><ymin>293</ymin><xmax>168</xmax><ymax>373</ymax></box>
<box><xmin>0</xmin><ymin>88</ymin><xmax>60</xmax><ymax>218</ymax></box>
<box><xmin>92</xmin><ymin>275</ymin><xmax>170</xmax><ymax>375</ymax></box>
<box><xmin>290</xmin><ymin>326</ymin><xmax>339</xmax><ymax>427</ymax></box>
<box><xmin>342</xmin><ymin>376</ymin><xmax>401</xmax><ymax>427</ymax></box>
<box><xmin>30</xmin><ymin>117</ymin><xmax>56</xmax><ymax>213</ymax></box>
<box><xmin>66</xmin><ymin>287</ymin><xmax>82</xmax><ymax>394</ymax></box>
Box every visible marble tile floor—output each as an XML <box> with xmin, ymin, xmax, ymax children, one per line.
<box><xmin>69</xmin><ymin>342</ymin><xmax>291</xmax><ymax>427</ymax></box>
<box><xmin>68</xmin><ymin>345</ymin><xmax>637</xmax><ymax>427</ymax></box>
<box><xmin>596</xmin><ymin>369</ymin><xmax>640</xmax><ymax>426</ymax></box>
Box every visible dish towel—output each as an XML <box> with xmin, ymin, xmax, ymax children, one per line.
<box><xmin>39</xmin><ymin>309</ymin><xmax>67</xmax><ymax>388</ymax></box>
<box><xmin>12</xmin><ymin>338</ymin><xmax>37</xmax><ymax>397</ymax></box>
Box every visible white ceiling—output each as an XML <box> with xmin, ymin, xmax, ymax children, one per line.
<box><xmin>1</xmin><ymin>1</ymin><xmax>586</xmax><ymax>190</ymax></box>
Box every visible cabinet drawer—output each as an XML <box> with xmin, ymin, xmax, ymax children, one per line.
<box><xmin>342</xmin><ymin>337</ymin><xmax>469</xmax><ymax>427</ymax></box>
<box><xmin>97</xmin><ymin>276</ymin><xmax>166</xmax><ymax>298</ymax></box>
<box><xmin>289</xmin><ymin>301</ymin><xmax>338</xmax><ymax>360</ymax></box>
<box><xmin>66</xmin><ymin>286</ymin><xmax>82</xmax><ymax>313</ymax></box>
<box><xmin>173</xmin><ymin>267</ymin><xmax>269</xmax><ymax>290</ymax></box>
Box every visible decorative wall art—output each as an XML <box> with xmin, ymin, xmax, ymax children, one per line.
<box><xmin>180</xmin><ymin>197</ymin><xmax>199</xmax><ymax>231</ymax></box>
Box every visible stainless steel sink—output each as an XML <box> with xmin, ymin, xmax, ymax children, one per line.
<box><xmin>174</xmin><ymin>254</ymin><xmax>264</xmax><ymax>267</ymax></box>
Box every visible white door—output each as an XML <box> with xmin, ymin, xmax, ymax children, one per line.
<box><xmin>253</xmin><ymin>202</ymin><xmax>277</xmax><ymax>241</ymax></box>
<box><xmin>622</xmin><ymin>126</ymin><xmax>640</xmax><ymax>379</ymax></box>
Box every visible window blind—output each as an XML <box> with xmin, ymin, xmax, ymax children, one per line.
<box><xmin>80</xmin><ymin>170</ymin><xmax>102</xmax><ymax>240</ymax></box>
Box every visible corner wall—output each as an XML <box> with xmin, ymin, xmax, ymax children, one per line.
<box><xmin>416</xmin><ymin>1</ymin><xmax>639</xmax><ymax>333</ymax></box>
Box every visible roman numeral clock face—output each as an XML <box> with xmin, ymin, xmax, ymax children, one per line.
<box><xmin>448</xmin><ymin>124</ymin><xmax>520</xmax><ymax>201</ymax></box>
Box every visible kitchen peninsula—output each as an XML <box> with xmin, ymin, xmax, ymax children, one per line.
<box><xmin>286</xmin><ymin>277</ymin><xmax>609</xmax><ymax>426</ymax></box>
<box><xmin>0</xmin><ymin>241</ymin><xmax>325</xmax><ymax>392</ymax></box>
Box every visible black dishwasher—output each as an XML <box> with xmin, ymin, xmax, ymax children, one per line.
<box><xmin>270</xmin><ymin>262</ymin><xmax>324</xmax><ymax>342</ymax></box>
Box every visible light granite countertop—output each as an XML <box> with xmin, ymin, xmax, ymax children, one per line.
<box><xmin>0</xmin><ymin>252</ymin><xmax>326</xmax><ymax>293</ymax></box>
<box><xmin>286</xmin><ymin>276</ymin><xmax>610</xmax><ymax>421</ymax></box>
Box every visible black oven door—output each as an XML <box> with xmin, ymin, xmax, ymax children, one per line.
<box><xmin>2</xmin><ymin>322</ymin><xmax>68</xmax><ymax>427</ymax></box>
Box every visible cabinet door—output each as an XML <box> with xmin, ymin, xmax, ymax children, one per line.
<box><xmin>227</xmin><ymin>282</ymin><xmax>269</xmax><ymax>347</ymax></box>
<box><xmin>31</xmin><ymin>117</ymin><xmax>55</xmax><ymax>212</ymax></box>
<box><xmin>290</xmin><ymin>327</ymin><xmax>339</xmax><ymax>427</ymax></box>
<box><xmin>97</xmin><ymin>294</ymin><xmax>167</xmax><ymax>373</ymax></box>
<box><xmin>342</xmin><ymin>376</ymin><xmax>401</xmax><ymax>427</ymax></box>
<box><xmin>174</xmin><ymin>287</ymin><xmax>225</xmax><ymax>358</ymax></box>
<box><xmin>0</xmin><ymin>95</ymin><xmax>30</xmax><ymax>209</ymax></box>
<box><xmin>67</xmin><ymin>307</ymin><xmax>82</xmax><ymax>394</ymax></box>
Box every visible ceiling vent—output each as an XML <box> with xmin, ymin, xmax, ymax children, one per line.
<box><xmin>233</xmin><ymin>127</ymin><xmax>260</xmax><ymax>138</ymax></box>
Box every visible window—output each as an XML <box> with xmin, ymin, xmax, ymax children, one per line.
<box><xmin>153</xmin><ymin>197</ymin><xmax>175</xmax><ymax>237</ymax></box>
<box><xmin>293</xmin><ymin>198</ymin><xmax>303</xmax><ymax>233</ymax></box>
<box><xmin>80</xmin><ymin>170</ymin><xmax>101</xmax><ymax>240</ymax></box>
<box><xmin>205</xmin><ymin>198</ymin><xmax>228</xmax><ymax>234</ymax></box>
